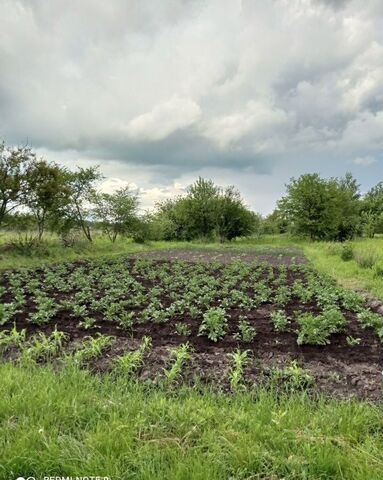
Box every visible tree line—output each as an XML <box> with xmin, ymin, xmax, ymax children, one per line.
<box><xmin>1</xmin><ymin>141</ymin><xmax>382</xmax><ymax>245</ymax></box>
<box><xmin>0</xmin><ymin>141</ymin><xmax>257</xmax><ymax>245</ymax></box>
<box><xmin>264</xmin><ymin>173</ymin><xmax>383</xmax><ymax>240</ymax></box>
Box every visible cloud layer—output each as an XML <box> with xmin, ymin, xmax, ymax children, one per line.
<box><xmin>0</xmin><ymin>0</ymin><xmax>382</xmax><ymax>213</ymax></box>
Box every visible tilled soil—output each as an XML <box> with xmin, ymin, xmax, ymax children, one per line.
<box><xmin>1</xmin><ymin>249</ymin><xmax>382</xmax><ymax>400</ymax></box>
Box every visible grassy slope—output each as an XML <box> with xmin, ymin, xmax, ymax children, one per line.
<box><xmin>1</xmin><ymin>363</ymin><xmax>383</xmax><ymax>480</ymax></box>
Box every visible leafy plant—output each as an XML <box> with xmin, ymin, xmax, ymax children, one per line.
<box><xmin>270</xmin><ymin>361</ymin><xmax>314</xmax><ymax>392</ymax></box>
<box><xmin>114</xmin><ymin>336</ymin><xmax>152</xmax><ymax>376</ymax></box>
<box><xmin>175</xmin><ymin>322</ymin><xmax>191</xmax><ymax>336</ymax></box>
<box><xmin>228</xmin><ymin>349</ymin><xmax>249</xmax><ymax>391</ymax></box>
<box><xmin>270</xmin><ymin>310</ymin><xmax>290</xmax><ymax>332</ymax></box>
<box><xmin>296</xmin><ymin>312</ymin><xmax>331</xmax><ymax>345</ymax></box>
<box><xmin>78</xmin><ymin>317</ymin><xmax>98</xmax><ymax>330</ymax></box>
<box><xmin>163</xmin><ymin>343</ymin><xmax>193</xmax><ymax>383</ymax></box>
<box><xmin>346</xmin><ymin>336</ymin><xmax>361</xmax><ymax>346</ymax></box>
<box><xmin>0</xmin><ymin>324</ymin><xmax>27</xmax><ymax>353</ymax></box>
<box><xmin>22</xmin><ymin>328</ymin><xmax>68</xmax><ymax>362</ymax></box>
<box><xmin>198</xmin><ymin>307</ymin><xmax>227</xmax><ymax>342</ymax></box>
<box><xmin>233</xmin><ymin>316</ymin><xmax>256</xmax><ymax>342</ymax></box>
<box><xmin>68</xmin><ymin>334</ymin><xmax>115</xmax><ymax>366</ymax></box>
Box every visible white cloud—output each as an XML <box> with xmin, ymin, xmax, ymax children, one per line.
<box><xmin>353</xmin><ymin>155</ymin><xmax>377</xmax><ymax>166</ymax></box>
<box><xmin>126</xmin><ymin>96</ymin><xmax>201</xmax><ymax>141</ymax></box>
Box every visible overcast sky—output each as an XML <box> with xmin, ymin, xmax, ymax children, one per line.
<box><xmin>0</xmin><ymin>0</ymin><xmax>382</xmax><ymax>214</ymax></box>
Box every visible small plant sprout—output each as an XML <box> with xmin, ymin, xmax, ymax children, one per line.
<box><xmin>114</xmin><ymin>336</ymin><xmax>152</xmax><ymax>376</ymax></box>
<box><xmin>78</xmin><ymin>317</ymin><xmax>98</xmax><ymax>330</ymax></box>
<box><xmin>68</xmin><ymin>334</ymin><xmax>115</xmax><ymax>366</ymax></box>
<box><xmin>163</xmin><ymin>342</ymin><xmax>193</xmax><ymax>383</ymax></box>
<box><xmin>0</xmin><ymin>324</ymin><xmax>27</xmax><ymax>353</ymax></box>
<box><xmin>270</xmin><ymin>310</ymin><xmax>290</xmax><ymax>332</ymax></box>
<box><xmin>228</xmin><ymin>349</ymin><xmax>249</xmax><ymax>391</ymax></box>
<box><xmin>270</xmin><ymin>361</ymin><xmax>314</xmax><ymax>392</ymax></box>
<box><xmin>233</xmin><ymin>316</ymin><xmax>256</xmax><ymax>342</ymax></box>
<box><xmin>198</xmin><ymin>307</ymin><xmax>227</xmax><ymax>342</ymax></box>
<box><xmin>346</xmin><ymin>336</ymin><xmax>361</xmax><ymax>347</ymax></box>
<box><xmin>175</xmin><ymin>322</ymin><xmax>191</xmax><ymax>336</ymax></box>
<box><xmin>22</xmin><ymin>328</ymin><xmax>68</xmax><ymax>362</ymax></box>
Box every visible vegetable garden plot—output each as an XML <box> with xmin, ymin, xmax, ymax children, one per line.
<box><xmin>0</xmin><ymin>250</ymin><xmax>382</xmax><ymax>399</ymax></box>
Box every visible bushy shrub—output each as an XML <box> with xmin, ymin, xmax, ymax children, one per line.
<box><xmin>340</xmin><ymin>243</ymin><xmax>354</xmax><ymax>261</ymax></box>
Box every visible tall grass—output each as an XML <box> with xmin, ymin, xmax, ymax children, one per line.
<box><xmin>1</xmin><ymin>363</ymin><xmax>383</xmax><ymax>480</ymax></box>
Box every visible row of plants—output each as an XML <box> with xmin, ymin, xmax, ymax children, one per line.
<box><xmin>0</xmin><ymin>326</ymin><xmax>314</xmax><ymax>391</ymax></box>
<box><xmin>1</xmin><ymin>256</ymin><xmax>383</xmax><ymax>346</ymax></box>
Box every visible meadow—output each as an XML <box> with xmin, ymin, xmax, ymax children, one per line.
<box><xmin>1</xmin><ymin>233</ymin><xmax>383</xmax><ymax>479</ymax></box>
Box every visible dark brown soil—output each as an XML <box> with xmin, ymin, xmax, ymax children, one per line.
<box><xmin>129</xmin><ymin>247</ymin><xmax>307</xmax><ymax>265</ymax></box>
<box><xmin>1</xmin><ymin>249</ymin><xmax>382</xmax><ymax>401</ymax></box>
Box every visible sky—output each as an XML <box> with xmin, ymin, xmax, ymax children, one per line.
<box><xmin>0</xmin><ymin>0</ymin><xmax>382</xmax><ymax>215</ymax></box>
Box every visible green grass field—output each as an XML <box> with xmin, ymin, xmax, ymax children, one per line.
<box><xmin>1</xmin><ymin>232</ymin><xmax>383</xmax><ymax>480</ymax></box>
<box><xmin>1</xmin><ymin>363</ymin><xmax>383</xmax><ymax>480</ymax></box>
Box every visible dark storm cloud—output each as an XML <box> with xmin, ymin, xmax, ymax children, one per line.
<box><xmin>0</xmin><ymin>0</ymin><xmax>382</xmax><ymax>212</ymax></box>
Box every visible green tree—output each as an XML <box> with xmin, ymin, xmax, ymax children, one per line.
<box><xmin>62</xmin><ymin>167</ymin><xmax>102</xmax><ymax>242</ymax></box>
<box><xmin>0</xmin><ymin>142</ymin><xmax>36</xmax><ymax>227</ymax></box>
<box><xmin>279</xmin><ymin>173</ymin><xmax>360</xmax><ymax>241</ymax></box>
<box><xmin>152</xmin><ymin>178</ymin><xmax>257</xmax><ymax>241</ymax></box>
<box><xmin>26</xmin><ymin>160</ymin><xmax>70</xmax><ymax>240</ymax></box>
<box><xmin>361</xmin><ymin>182</ymin><xmax>383</xmax><ymax>237</ymax></box>
<box><xmin>216</xmin><ymin>186</ymin><xmax>257</xmax><ymax>241</ymax></box>
<box><xmin>93</xmin><ymin>186</ymin><xmax>139</xmax><ymax>242</ymax></box>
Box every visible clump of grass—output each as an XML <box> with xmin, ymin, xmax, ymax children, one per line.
<box><xmin>354</xmin><ymin>250</ymin><xmax>379</xmax><ymax>269</ymax></box>
<box><xmin>163</xmin><ymin>342</ymin><xmax>193</xmax><ymax>383</ymax></box>
<box><xmin>114</xmin><ymin>336</ymin><xmax>152</xmax><ymax>376</ymax></box>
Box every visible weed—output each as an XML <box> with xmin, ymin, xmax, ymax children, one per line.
<box><xmin>346</xmin><ymin>336</ymin><xmax>361</xmax><ymax>346</ymax></box>
<box><xmin>114</xmin><ymin>336</ymin><xmax>152</xmax><ymax>376</ymax></box>
<box><xmin>270</xmin><ymin>361</ymin><xmax>314</xmax><ymax>392</ymax></box>
<box><xmin>163</xmin><ymin>342</ymin><xmax>193</xmax><ymax>383</ymax></box>
<box><xmin>228</xmin><ymin>349</ymin><xmax>249</xmax><ymax>391</ymax></box>
<box><xmin>0</xmin><ymin>324</ymin><xmax>27</xmax><ymax>353</ymax></box>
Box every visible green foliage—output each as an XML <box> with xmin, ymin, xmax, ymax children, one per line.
<box><xmin>22</xmin><ymin>328</ymin><xmax>68</xmax><ymax>362</ymax></box>
<box><xmin>93</xmin><ymin>186</ymin><xmax>139</xmax><ymax>242</ymax></box>
<box><xmin>270</xmin><ymin>361</ymin><xmax>315</xmax><ymax>392</ymax></box>
<box><xmin>163</xmin><ymin>342</ymin><xmax>193</xmax><ymax>383</ymax></box>
<box><xmin>270</xmin><ymin>310</ymin><xmax>290</xmax><ymax>332</ymax></box>
<box><xmin>3</xmin><ymin>362</ymin><xmax>383</xmax><ymax>479</ymax></box>
<box><xmin>296</xmin><ymin>312</ymin><xmax>331</xmax><ymax>345</ymax></box>
<box><xmin>279</xmin><ymin>173</ymin><xmax>361</xmax><ymax>241</ymax></box>
<box><xmin>198</xmin><ymin>307</ymin><xmax>227</xmax><ymax>342</ymax></box>
<box><xmin>357</xmin><ymin>309</ymin><xmax>383</xmax><ymax>339</ymax></box>
<box><xmin>114</xmin><ymin>336</ymin><xmax>152</xmax><ymax>376</ymax></box>
<box><xmin>228</xmin><ymin>349</ymin><xmax>249</xmax><ymax>391</ymax></box>
<box><xmin>0</xmin><ymin>142</ymin><xmax>36</xmax><ymax>227</ymax></box>
<box><xmin>175</xmin><ymin>322</ymin><xmax>191</xmax><ymax>336</ymax></box>
<box><xmin>341</xmin><ymin>243</ymin><xmax>354</xmax><ymax>261</ymax></box>
<box><xmin>0</xmin><ymin>324</ymin><xmax>26</xmax><ymax>353</ymax></box>
<box><xmin>354</xmin><ymin>250</ymin><xmax>379</xmax><ymax>269</ymax></box>
<box><xmin>233</xmin><ymin>316</ymin><xmax>256</xmax><ymax>342</ymax></box>
<box><xmin>153</xmin><ymin>177</ymin><xmax>256</xmax><ymax>241</ymax></box>
<box><xmin>346</xmin><ymin>336</ymin><xmax>361</xmax><ymax>346</ymax></box>
<box><xmin>68</xmin><ymin>333</ymin><xmax>115</xmax><ymax>365</ymax></box>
